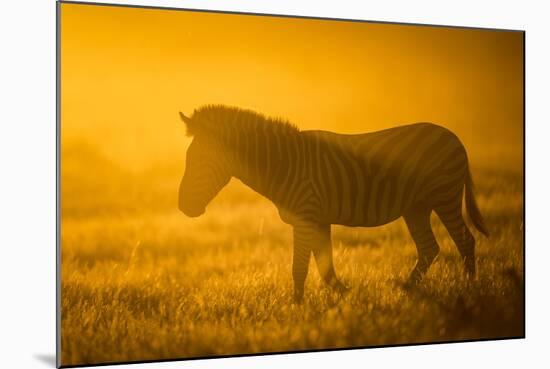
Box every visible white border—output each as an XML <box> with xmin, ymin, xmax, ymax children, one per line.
<box><xmin>1</xmin><ymin>1</ymin><xmax>549</xmax><ymax>368</ymax></box>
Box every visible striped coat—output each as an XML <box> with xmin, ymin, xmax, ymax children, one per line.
<box><xmin>178</xmin><ymin>105</ymin><xmax>488</xmax><ymax>302</ymax></box>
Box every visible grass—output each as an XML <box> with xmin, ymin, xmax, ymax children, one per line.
<box><xmin>60</xmin><ymin>167</ymin><xmax>524</xmax><ymax>366</ymax></box>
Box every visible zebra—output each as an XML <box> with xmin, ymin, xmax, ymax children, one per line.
<box><xmin>178</xmin><ymin>105</ymin><xmax>489</xmax><ymax>302</ymax></box>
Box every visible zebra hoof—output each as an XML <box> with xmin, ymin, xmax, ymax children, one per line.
<box><xmin>402</xmin><ymin>276</ymin><xmax>421</xmax><ymax>291</ymax></box>
<box><xmin>340</xmin><ymin>285</ymin><xmax>351</xmax><ymax>295</ymax></box>
<box><xmin>333</xmin><ymin>282</ymin><xmax>350</xmax><ymax>295</ymax></box>
<box><xmin>293</xmin><ymin>290</ymin><xmax>304</xmax><ymax>304</ymax></box>
<box><xmin>464</xmin><ymin>263</ymin><xmax>476</xmax><ymax>279</ymax></box>
<box><xmin>465</xmin><ymin>269</ymin><xmax>476</xmax><ymax>280</ymax></box>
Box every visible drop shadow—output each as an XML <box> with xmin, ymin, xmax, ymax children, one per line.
<box><xmin>33</xmin><ymin>353</ymin><xmax>56</xmax><ymax>367</ymax></box>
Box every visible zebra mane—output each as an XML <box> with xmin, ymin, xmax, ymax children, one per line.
<box><xmin>186</xmin><ymin>104</ymin><xmax>300</xmax><ymax>139</ymax></box>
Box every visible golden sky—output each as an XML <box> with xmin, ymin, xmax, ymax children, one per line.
<box><xmin>60</xmin><ymin>2</ymin><xmax>523</xmax><ymax>172</ymax></box>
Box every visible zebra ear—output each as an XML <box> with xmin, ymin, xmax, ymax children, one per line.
<box><xmin>179</xmin><ymin>111</ymin><xmax>192</xmax><ymax>124</ymax></box>
<box><xmin>179</xmin><ymin>111</ymin><xmax>195</xmax><ymax>136</ymax></box>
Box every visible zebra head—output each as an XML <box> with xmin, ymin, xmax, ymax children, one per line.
<box><xmin>178</xmin><ymin>111</ymin><xmax>232</xmax><ymax>217</ymax></box>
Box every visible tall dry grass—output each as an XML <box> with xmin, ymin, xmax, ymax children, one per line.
<box><xmin>60</xmin><ymin>144</ymin><xmax>523</xmax><ymax>366</ymax></box>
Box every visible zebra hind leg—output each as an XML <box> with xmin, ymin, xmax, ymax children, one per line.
<box><xmin>435</xmin><ymin>198</ymin><xmax>476</xmax><ymax>278</ymax></box>
<box><xmin>403</xmin><ymin>206</ymin><xmax>440</xmax><ymax>286</ymax></box>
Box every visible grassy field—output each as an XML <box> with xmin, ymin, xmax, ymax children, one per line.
<box><xmin>60</xmin><ymin>164</ymin><xmax>524</xmax><ymax>366</ymax></box>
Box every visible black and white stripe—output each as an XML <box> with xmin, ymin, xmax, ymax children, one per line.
<box><xmin>178</xmin><ymin>106</ymin><xmax>488</xmax><ymax>302</ymax></box>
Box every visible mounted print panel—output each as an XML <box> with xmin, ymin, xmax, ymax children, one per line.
<box><xmin>57</xmin><ymin>1</ymin><xmax>524</xmax><ymax>367</ymax></box>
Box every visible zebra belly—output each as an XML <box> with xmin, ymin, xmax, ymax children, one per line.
<box><xmin>332</xmin><ymin>213</ymin><xmax>403</xmax><ymax>228</ymax></box>
<box><xmin>311</xmin><ymin>159</ymin><xmax>411</xmax><ymax>227</ymax></box>
<box><xmin>318</xmin><ymin>178</ymin><xmax>407</xmax><ymax>227</ymax></box>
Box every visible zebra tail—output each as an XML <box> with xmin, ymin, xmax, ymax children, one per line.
<box><xmin>464</xmin><ymin>166</ymin><xmax>490</xmax><ymax>237</ymax></box>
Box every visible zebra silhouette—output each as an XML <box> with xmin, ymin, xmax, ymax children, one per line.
<box><xmin>178</xmin><ymin>105</ymin><xmax>488</xmax><ymax>302</ymax></box>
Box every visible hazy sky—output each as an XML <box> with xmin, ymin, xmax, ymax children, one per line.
<box><xmin>60</xmin><ymin>3</ymin><xmax>523</xmax><ymax>171</ymax></box>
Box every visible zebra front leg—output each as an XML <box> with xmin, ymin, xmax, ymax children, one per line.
<box><xmin>309</xmin><ymin>223</ymin><xmax>348</xmax><ymax>295</ymax></box>
<box><xmin>292</xmin><ymin>224</ymin><xmax>312</xmax><ymax>303</ymax></box>
<box><xmin>403</xmin><ymin>207</ymin><xmax>440</xmax><ymax>286</ymax></box>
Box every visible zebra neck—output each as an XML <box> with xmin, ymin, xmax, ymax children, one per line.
<box><xmin>231</xmin><ymin>132</ymin><xmax>304</xmax><ymax>207</ymax></box>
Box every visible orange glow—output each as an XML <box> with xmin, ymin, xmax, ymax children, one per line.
<box><xmin>60</xmin><ymin>3</ymin><xmax>524</xmax><ymax>366</ymax></box>
<box><xmin>61</xmin><ymin>3</ymin><xmax>523</xmax><ymax>171</ymax></box>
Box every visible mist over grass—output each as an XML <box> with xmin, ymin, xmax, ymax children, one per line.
<box><xmin>60</xmin><ymin>159</ymin><xmax>524</xmax><ymax>365</ymax></box>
